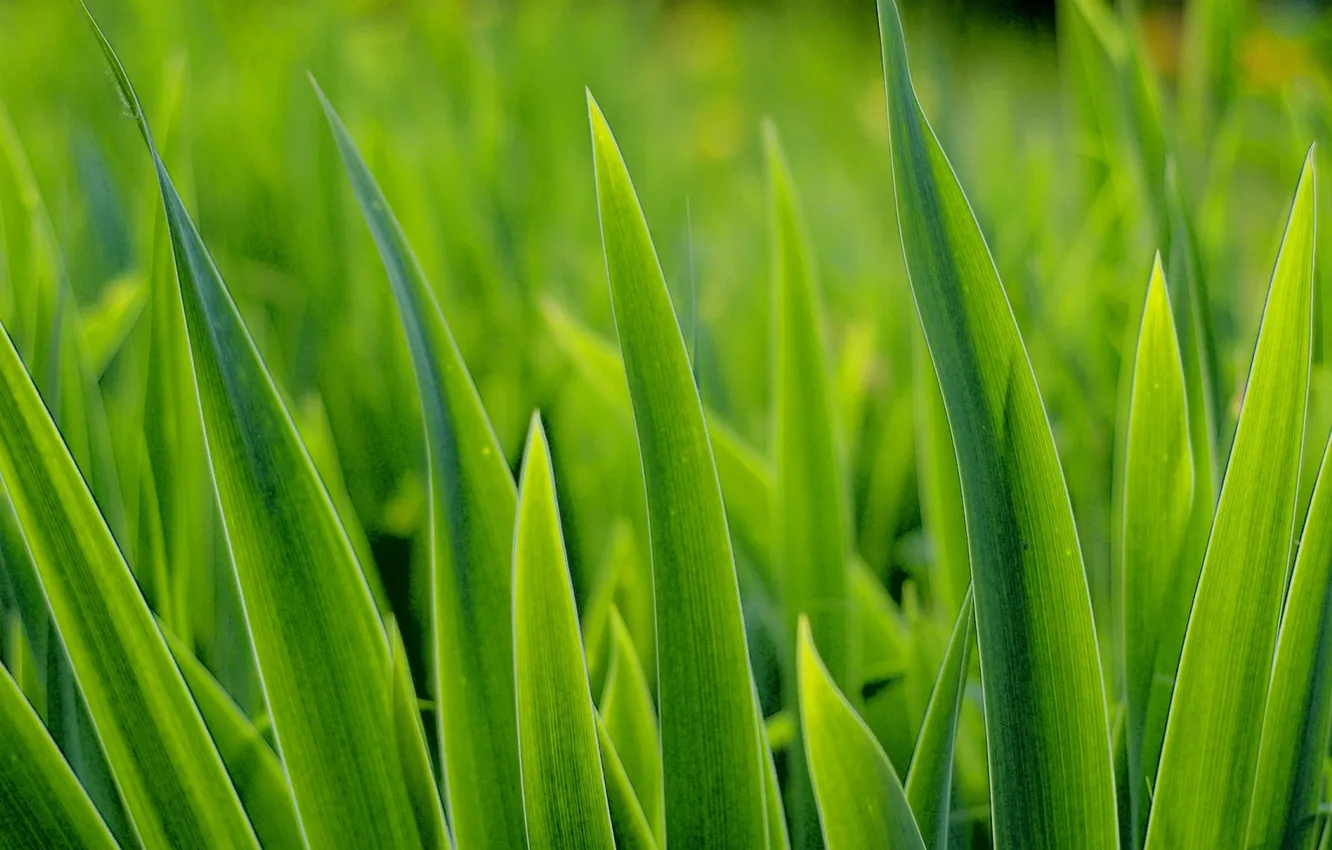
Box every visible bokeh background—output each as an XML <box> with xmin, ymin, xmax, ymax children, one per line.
<box><xmin>1</xmin><ymin>0</ymin><xmax>1331</xmax><ymax>842</ymax></box>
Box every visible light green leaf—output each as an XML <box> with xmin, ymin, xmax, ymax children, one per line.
<box><xmin>0</xmin><ymin>661</ymin><xmax>117</xmax><ymax>850</ymax></box>
<box><xmin>387</xmin><ymin>621</ymin><xmax>451</xmax><ymax>850</ymax></box>
<box><xmin>601</xmin><ymin>607</ymin><xmax>665</xmax><ymax>847</ymax></box>
<box><xmin>914</xmin><ymin>330</ymin><xmax>969</xmax><ymax>619</ymax></box>
<box><xmin>83</xmin><ymin>272</ymin><xmax>146</xmax><ymax>378</ymax></box>
<box><xmin>316</xmin><ymin>85</ymin><xmax>526</xmax><ymax>849</ymax></box>
<box><xmin>588</xmin><ymin>92</ymin><xmax>767</xmax><ymax>847</ymax></box>
<box><xmin>878</xmin><ymin>0</ymin><xmax>1118</xmax><ymax>843</ymax></box>
<box><xmin>905</xmin><ymin>586</ymin><xmax>974</xmax><ymax>850</ymax></box>
<box><xmin>161</xmin><ymin>626</ymin><xmax>304</xmax><ymax>850</ymax></box>
<box><xmin>798</xmin><ymin>616</ymin><xmax>925</xmax><ymax>850</ymax></box>
<box><xmin>597</xmin><ymin>714</ymin><xmax>659</xmax><ymax>850</ymax></box>
<box><xmin>761</xmin><ymin>704</ymin><xmax>791</xmax><ymax>850</ymax></box>
<box><xmin>1121</xmin><ymin>255</ymin><xmax>1195</xmax><ymax>847</ymax></box>
<box><xmin>84</xmin><ymin>19</ymin><xmax>421</xmax><ymax>846</ymax></box>
<box><xmin>513</xmin><ymin>416</ymin><xmax>615</xmax><ymax>849</ymax></box>
<box><xmin>1147</xmin><ymin>149</ymin><xmax>1317</xmax><ymax>849</ymax></box>
<box><xmin>1246</xmin><ymin>430</ymin><xmax>1332</xmax><ymax>849</ymax></box>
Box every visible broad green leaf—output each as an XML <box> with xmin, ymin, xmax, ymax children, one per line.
<box><xmin>905</xmin><ymin>587</ymin><xmax>975</xmax><ymax>850</ymax></box>
<box><xmin>766</xmin><ymin>122</ymin><xmax>849</xmax><ymax>684</ymax></box>
<box><xmin>798</xmin><ymin>616</ymin><xmax>925</xmax><ymax>850</ymax></box>
<box><xmin>0</xmin><ymin>662</ymin><xmax>117</xmax><ymax>850</ymax></box>
<box><xmin>316</xmin><ymin>85</ymin><xmax>526</xmax><ymax>849</ymax></box>
<box><xmin>878</xmin><ymin>0</ymin><xmax>1118</xmax><ymax>844</ymax></box>
<box><xmin>589</xmin><ymin>93</ymin><xmax>767</xmax><ymax>847</ymax></box>
<box><xmin>597</xmin><ymin>714</ymin><xmax>659</xmax><ymax>850</ymax></box>
<box><xmin>388</xmin><ymin>621</ymin><xmax>451</xmax><ymax>850</ymax></box>
<box><xmin>1122</xmin><ymin>256</ymin><xmax>1195</xmax><ymax>846</ymax></box>
<box><xmin>914</xmin><ymin>330</ymin><xmax>969</xmax><ymax>619</ymax></box>
<box><xmin>85</xmin><ymin>21</ymin><xmax>421</xmax><ymax>847</ymax></box>
<box><xmin>601</xmin><ymin>607</ymin><xmax>665</xmax><ymax>847</ymax></box>
<box><xmin>161</xmin><ymin>626</ymin><xmax>304</xmax><ymax>850</ymax></box>
<box><xmin>541</xmin><ymin>296</ymin><xmax>774</xmax><ymax>579</ymax></box>
<box><xmin>1147</xmin><ymin>150</ymin><xmax>1317</xmax><ymax>848</ymax></box>
<box><xmin>1246</xmin><ymin>432</ymin><xmax>1332</xmax><ymax>849</ymax></box>
<box><xmin>513</xmin><ymin>417</ymin><xmax>615</xmax><ymax>849</ymax></box>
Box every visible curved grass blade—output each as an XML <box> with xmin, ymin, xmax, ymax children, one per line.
<box><xmin>589</xmin><ymin>92</ymin><xmax>768</xmax><ymax>847</ymax></box>
<box><xmin>761</xmin><ymin>706</ymin><xmax>792</xmax><ymax>850</ymax></box>
<box><xmin>914</xmin><ymin>331</ymin><xmax>970</xmax><ymax>620</ymax></box>
<box><xmin>601</xmin><ymin>607</ymin><xmax>665</xmax><ymax>846</ymax></box>
<box><xmin>513</xmin><ymin>416</ymin><xmax>614</xmax><ymax>849</ymax></box>
<box><xmin>82</xmin><ymin>18</ymin><xmax>425</xmax><ymax>846</ymax></box>
<box><xmin>1121</xmin><ymin>256</ymin><xmax>1195</xmax><ymax>847</ymax></box>
<box><xmin>0</xmin><ymin>662</ymin><xmax>117</xmax><ymax>850</ymax></box>
<box><xmin>798</xmin><ymin>616</ymin><xmax>925</xmax><ymax>850</ymax></box>
<box><xmin>597</xmin><ymin>714</ymin><xmax>659</xmax><ymax>850</ymax></box>
<box><xmin>1146</xmin><ymin>149</ymin><xmax>1317</xmax><ymax>849</ymax></box>
<box><xmin>877</xmin><ymin>0</ymin><xmax>1118</xmax><ymax>843</ymax></box>
<box><xmin>905</xmin><ymin>587</ymin><xmax>974</xmax><ymax>850</ymax></box>
<box><xmin>316</xmin><ymin>85</ymin><xmax>526</xmax><ymax>850</ymax></box>
<box><xmin>161</xmin><ymin>627</ymin><xmax>304</xmax><ymax>850</ymax></box>
<box><xmin>1246</xmin><ymin>431</ymin><xmax>1332</xmax><ymax>849</ymax></box>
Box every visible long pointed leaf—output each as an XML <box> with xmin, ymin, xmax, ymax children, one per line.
<box><xmin>589</xmin><ymin>93</ymin><xmax>767</xmax><ymax>847</ymax></box>
<box><xmin>878</xmin><ymin>0</ymin><xmax>1118</xmax><ymax>843</ymax></box>
<box><xmin>1147</xmin><ymin>149</ymin><xmax>1317</xmax><ymax>848</ymax></box>
<box><xmin>601</xmin><ymin>607</ymin><xmax>665</xmax><ymax>847</ymax></box>
<box><xmin>513</xmin><ymin>417</ymin><xmax>615</xmax><ymax>849</ymax></box>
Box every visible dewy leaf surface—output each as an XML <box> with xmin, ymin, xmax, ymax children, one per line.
<box><xmin>798</xmin><ymin>617</ymin><xmax>925</xmax><ymax>850</ymax></box>
<box><xmin>877</xmin><ymin>0</ymin><xmax>1118</xmax><ymax>844</ymax></box>
<box><xmin>589</xmin><ymin>92</ymin><xmax>768</xmax><ymax>848</ymax></box>
<box><xmin>316</xmin><ymin>85</ymin><xmax>526</xmax><ymax>850</ymax></box>
<box><xmin>1147</xmin><ymin>149</ymin><xmax>1317</xmax><ymax>849</ymax></box>
<box><xmin>0</xmin><ymin>662</ymin><xmax>118</xmax><ymax>850</ymax></box>
<box><xmin>1246</xmin><ymin>430</ymin><xmax>1332</xmax><ymax>849</ymax></box>
<box><xmin>905</xmin><ymin>587</ymin><xmax>974</xmax><ymax>850</ymax></box>
<box><xmin>513</xmin><ymin>416</ymin><xmax>615</xmax><ymax>850</ymax></box>
<box><xmin>1122</xmin><ymin>256</ymin><xmax>1195</xmax><ymax>846</ymax></box>
<box><xmin>83</xmin><ymin>20</ymin><xmax>421</xmax><ymax>847</ymax></box>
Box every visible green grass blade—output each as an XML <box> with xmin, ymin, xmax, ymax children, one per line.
<box><xmin>914</xmin><ymin>331</ymin><xmax>970</xmax><ymax>620</ymax></box>
<box><xmin>905</xmin><ymin>586</ymin><xmax>974</xmax><ymax>850</ymax></box>
<box><xmin>513</xmin><ymin>416</ymin><xmax>615</xmax><ymax>849</ymax></box>
<box><xmin>83</xmin><ymin>273</ymin><xmax>146</xmax><ymax>379</ymax></box>
<box><xmin>1122</xmin><ymin>256</ymin><xmax>1196</xmax><ymax>846</ymax></box>
<box><xmin>798</xmin><ymin>616</ymin><xmax>925</xmax><ymax>850</ymax></box>
<box><xmin>82</xmin><ymin>18</ymin><xmax>424</xmax><ymax>846</ymax></box>
<box><xmin>596</xmin><ymin>714</ymin><xmax>660</xmax><ymax>850</ymax></box>
<box><xmin>1146</xmin><ymin>149</ymin><xmax>1317</xmax><ymax>849</ymax></box>
<box><xmin>601</xmin><ymin>607</ymin><xmax>665</xmax><ymax>847</ymax></box>
<box><xmin>388</xmin><ymin>621</ymin><xmax>451</xmax><ymax>850</ymax></box>
<box><xmin>161</xmin><ymin>626</ymin><xmax>305</xmax><ymax>850</ymax></box>
<box><xmin>316</xmin><ymin>85</ymin><xmax>526</xmax><ymax>850</ymax></box>
<box><xmin>1246</xmin><ymin>430</ymin><xmax>1332</xmax><ymax>849</ymax></box>
<box><xmin>761</xmin><ymin>704</ymin><xmax>792</xmax><ymax>850</ymax></box>
<box><xmin>0</xmin><ymin>662</ymin><xmax>118</xmax><ymax>850</ymax></box>
<box><xmin>588</xmin><ymin>92</ymin><xmax>768</xmax><ymax>848</ymax></box>
<box><xmin>877</xmin><ymin>0</ymin><xmax>1118</xmax><ymax>844</ymax></box>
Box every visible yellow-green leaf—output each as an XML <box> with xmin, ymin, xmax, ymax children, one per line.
<box><xmin>513</xmin><ymin>416</ymin><xmax>614</xmax><ymax>849</ymax></box>
<box><xmin>600</xmin><ymin>607</ymin><xmax>665</xmax><ymax>847</ymax></box>
<box><xmin>597</xmin><ymin>714</ymin><xmax>659</xmax><ymax>850</ymax></box>
<box><xmin>1147</xmin><ymin>149</ymin><xmax>1317</xmax><ymax>849</ymax></box>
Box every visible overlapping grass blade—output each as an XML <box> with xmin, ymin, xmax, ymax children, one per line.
<box><xmin>600</xmin><ymin>607</ymin><xmax>665</xmax><ymax>846</ymax></box>
<box><xmin>84</xmin><ymin>17</ymin><xmax>423</xmax><ymax>847</ymax></box>
<box><xmin>1246</xmin><ymin>431</ymin><xmax>1332</xmax><ymax>849</ymax></box>
<box><xmin>317</xmin><ymin>85</ymin><xmax>526</xmax><ymax>850</ymax></box>
<box><xmin>161</xmin><ymin>627</ymin><xmax>304</xmax><ymax>850</ymax></box>
<box><xmin>798</xmin><ymin>617</ymin><xmax>925</xmax><ymax>850</ymax></box>
<box><xmin>0</xmin><ymin>662</ymin><xmax>117</xmax><ymax>850</ymax></box>
<box><xmin>760</xmin><ymin>706</ymin><xmax>792</xmax><ymax>850</ymax></box>
<box><xmin>597</xmin><ymin>714</ymin><xmax>659</xmax><ymax>850</ymax></box>
<box><xmin>914</xmin><ymin>332</ymin><xmax>969</xmax><ymax>620</ymax></box>
<box><xmin>388</xmin><ymin>621</ymin><xmax>451</xmax><ymax>850</ymax></box>
<box><xmin>513</xmin><ymin>416</ymin><xmax>615</xmax><ymax>849</ymax></box>
<box><xmin>905</xmin><ymin>587</ymin><xmax>974</xmax><ymax>849</ymax></box>
<box><xmin>589</xmin><ymin>93</ymin><xmax>768</xmax><ymax>847</ymax></box>
<box><xmin>1146</xmin><ymin>149</ymin><xmax>1317</xmax><ymax>848</ymax></box>
<box><xmin>1121</xmin><ymin>256</ymin><xmax>1195</xmax><ymax>845</ymax></box>
<box><xmin>878</xmin><ymin>0</ymin><xmax>1118</xmax><ymax>843</ymax></box>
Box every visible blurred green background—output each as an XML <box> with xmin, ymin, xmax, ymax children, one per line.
<box><xmin>2</xmin><ymin>0</ymin><xmax>1332</xmax><ymax>840</ymax></box>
